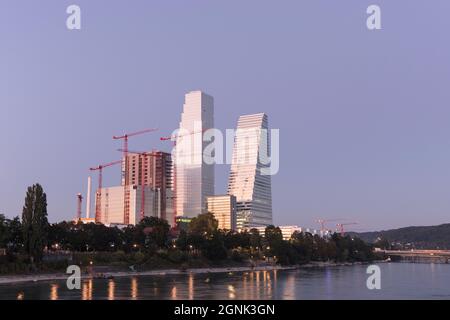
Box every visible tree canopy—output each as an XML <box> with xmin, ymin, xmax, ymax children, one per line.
<box><xmin>22</xmin><ymin>184</ymin><xmax>49</xmax><ymax>263</ymax></box>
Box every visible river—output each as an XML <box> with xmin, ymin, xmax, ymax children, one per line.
<box><xmin>1</xmin><ymin>263</ymin><xmax>449</xmax><ymax>300</ymax></box>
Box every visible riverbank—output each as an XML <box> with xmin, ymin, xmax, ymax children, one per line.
<box><xmin>0</xmin><ymin>261</ymin><xmax>377</xmax><ymax>285</ymax></box>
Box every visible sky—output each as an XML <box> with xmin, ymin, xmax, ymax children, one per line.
<box><xmin>1</xmin><ymin>0</ymin><xmax>450</xmax><ymax>231</ymax></box>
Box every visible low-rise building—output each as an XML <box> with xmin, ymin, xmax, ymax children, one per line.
<box><xmin>253</xmin><ymin>225</ymin><xmax>302</xmax><ymax>240</ymax></box>
<box><xmin>95</xmin><ymin>185</ymin><xmax>174</xmax><ymax>226</ymax></box>
<box><xmin>77</xmin><ymin>217</ymin><xmax>95</xmax><ymax>224</ymax></box>
<box><xmin>206</xmin><ymin>195</ymin><xmax>237</xmax><ymax>231</ymax></box>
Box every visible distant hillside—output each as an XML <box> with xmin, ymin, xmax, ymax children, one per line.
<box><xmin>353</xmin><ymin>223</ymin><xmax>450</xmax><ymax>249</ymax></box>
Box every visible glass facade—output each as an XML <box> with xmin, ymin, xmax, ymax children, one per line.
<box><xmin>227</xmin><ymin>113</ymin><xmax>273</xmax><ymax>230</ymax></box>
<box><xmin>175</xmin><ymin>91</ymin><xmax>215</xmax><ymax>218</ymax></box>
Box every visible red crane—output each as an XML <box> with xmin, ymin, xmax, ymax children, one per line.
<box><xmin>76</xmin><ymin>193</ymin><xmax>83</xmax><ymax>221</ymax></box>
<box><xmin>113</xmin><ymin>127</ymin><xmax>158</xmax><ymax>181</ymax></box>
<box><xmin>117</xmin><ymin>148</ymin><xmax>158</xmax><ymax>222</ymax></box>
<box><xmin>316</xmin><ymin>218</ymin><xmax>343</xmax><ymax>233</ymax></box>
<box><xmin>160</xmin><ymin>129</ymin><xmax>205</xmax><ymax>142</ymax></box>
<box><xmin>113</xmin><ymin>128</ymin><xmax>158</xmax><ymax>225</ymax></box>
<box><xmin>336</xmin><ymin>222</ymin><xmax>358</xmax><ymax>236</ymax></box>
<box><xmin>90</xmin><ymin>160</ymin><xmax>122</xmax><ymax>223</ymax></box>
<box><xmin>160</xmin><ymin>129</ymin><xmax>205</xmax><ymax>226</ymax></box>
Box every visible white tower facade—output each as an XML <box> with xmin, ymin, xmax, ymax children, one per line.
<box><xmin>227</xmin><ymin>113</ymin><xmax>273</xmax><ymax>230</ymax></box>
<box><xmin>175</xmin><ymin>91</ymin><xmax>214</xmax><ymax>218</ymax></box>
<box><xmin>86</xmin><ymin>176</ymin><xmax>92</xmax><ymax>219</ymax></box>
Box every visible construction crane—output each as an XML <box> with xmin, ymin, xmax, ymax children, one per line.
<box><xmin>113</xmin><ymin>128</ymin><xmax>158</xmax><ymax>181</ymax></box>
<box><xmin>76</xmin><ymin>193</ymin><xmax>83</xmax><ymax>221</ymax></box>
<box><xmin>160</xmin><ymin>129</ymin><xmax>205</xmax><ymax>226</ymax></box>
<box><xmin>160</xmin><ymin>129</ymin><xmax>205</xmax><ymax>142</ymax></box>
<box><xmin>336</xmin><ymin>222</ymin><xmax>358</xmax><ymax>236</ymax></box>
<box><xmin>316</xmin><ymin>218</ymin><xmax>343</xmax><ymax>233</ymax></box>
<box><xmin>89</xmin><ymin>160</ymin><xmax>122</xmax><ymax>223</ymax></box>
<box><xmin>113</xmin><ymin>128</ymin><xmax>158</xmax><ymax>225</ymax></box>
<box><xmin>117</xmin><ymin>148</ymin><xmax>158</xmax><ymax>222</ymax></box>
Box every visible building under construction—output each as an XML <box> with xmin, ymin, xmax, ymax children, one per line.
<box><xmin>96</xmin><ymin>185</ymin><xmax>174</xmax><ymax>226</ymax></box>
<box><xmin>123</xmin><ymin>150</ymin><xmax>173</xmax><ymax>222</ymax></box>
<box><xmin>89</xmin><ymin>151</ymin><xmax>175</xmax><ymax>226</ymax></box>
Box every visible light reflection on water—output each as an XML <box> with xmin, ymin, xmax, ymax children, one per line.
<box><xmin>50</xmin><ymin>284</ymin><xmax>58</xmax><ymax>300</ymax></box>
<box><xmin>82</xmin><ymin>279</ymin><xmax>93</xmax><ymax>300</ymax></box>
<box><xmin>108</xmin><ymin>279</ymin><xmax>114</xmax><ymax>300</ymax></box>
<box><xmin>131</xmin><ymin>277</ymin><xmax>138</xmax><ymax>300</ymax></box>
<box><xmin>2</xmin><ymin>263</ymin><xmax>450</xmax><ymax>300</ymax></box>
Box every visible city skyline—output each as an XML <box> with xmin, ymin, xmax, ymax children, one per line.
<box><xmin>2</xmin><ymin>1</ymin><xmax>450</xmax><ymax>231</ymax></box>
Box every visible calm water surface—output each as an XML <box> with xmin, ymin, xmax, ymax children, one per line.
<box><xmin>1</xmin><ymin>263</ymin><xmax>450</xmax><ymax>300</ymax></box>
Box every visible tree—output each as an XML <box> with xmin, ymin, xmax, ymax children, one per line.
<box><xmin>22</xmin><ymin>184</ymin><xmax>49</xmax><ymax>263</ymax></box>
<box><xmin>223</xmin><ymin>230</ymin><xmax>250</xmax><ymax>250</ymax></box>
<box><xmin>0</xmin><ymin>214</ymin><xmax>9</xmax><ymax>248</ymax></box>
<box><xmin>175</xmin><ymin>229</ymin><xmax>189</xmax><ymax>251</ymax></box>
<box><xmin>291</xmin><ymin>231</ymin><xmax>314</xmax><ymax>262</ymax></box>
<box><xmin>188</xmin><ymin>212</ymin><xmax>218</xmax><ymax>237</ymax></box>
<box><xmin>264</xmin><ymin>225</ymin><xmax>283</xmax><ymax>244</ymax></box>
<box><xmin>138</xmin><ymin>217</ymin><xmax>170</xmax><ymax>249</ymax></box>
<box><xmin>202</xmin><ymin>231</ymin><xmax>227</xmax><ymax>261</ymax></box>
<box><xmin>249</xmin><ymin>228</ymin><xmax>262</xmax><ymax>249</ymax></box>
<box><xmin>264</xmin><ymin>225</ymin><xmax>283</xmax><ymax>252</ymax></box>
<box><xmin>6</xmin><ymin>216</ymin><xmax>23</xmax><ymax>252</ymax></box>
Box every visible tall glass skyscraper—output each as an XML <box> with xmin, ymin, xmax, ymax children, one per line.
<box><xmin>227</xmin><ymin>113</ymin><xmax>273</xmax><ymax>230</ymax></box>
<box><xmin>175</xmin><ymin>91</ymin><xmax>214</xmax><ymax>218</ymax></box>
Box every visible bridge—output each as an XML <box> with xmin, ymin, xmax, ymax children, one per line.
<box><xmin>378</xmin><ymin>249</ymin><xmax>450</xmax><ymax>263</ymax></box>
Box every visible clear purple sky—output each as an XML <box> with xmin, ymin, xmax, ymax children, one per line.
<box><xmin>1</xmin><ymin>1</ymin><xmax>450</xmax><ymax>231</ymax></box>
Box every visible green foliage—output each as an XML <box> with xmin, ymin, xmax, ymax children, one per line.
<box><xmin>0</xmin><ymin>214</ymin><xmax>9</xmax><ymax>248</ymax></box>
<box><xmin>3</xmin><ymin>201</ymin><xmax>377</xmax><ymax>274</ymax></box>
<box><xmin>22</xmin><ymin>184</ymin><xmax>49</xmax><ymax>263</ymax></box>
<box><xmin>43</xmin><ymin>222</ymin><xmax>374</xmax><ymax>266</ymax></box>
<box><xmin>249</xmin><ymin>228</ymin><xmax>262</xmax><ymax>249</ymax></box>
<box><xmin>264</xmin><ymin>225</ymin><xmax>283</xmax><ymax>244</ymax></box>
<box><xmin>188</xmin><ymin>212</ymin><xmax>218</xmax><ymax>237</ymax></box>
<box><xmin>175</xmin><ymin>229</ymin><xmax>189</xmax><ymax>251</ymax></box>
<box><xmin>202</xmin><ymin>231</ymin><xmax>227</xmax><ymax>261</ymax></box>
<box><xmin>138</xmin><ymin>216</ymin><xmax>170</xmax><ymax>248</ymax></box>
<box><xmin>223</xmin><ymin>230</ymin><xmax>250</xmax><ymax>249</ymax></box>
<box><xmin>166</xmin><ymin>249</ymin><xmax>188</xmax><ymax>264</ymax></box>
<box><xmin>230</xmin><ymin>249</ymin><xmax>245</xmax><ymax>262</ymax></box>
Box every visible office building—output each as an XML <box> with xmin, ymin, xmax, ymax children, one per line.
<box><xmin>175</xmin><ymin>90</ymin><xmax>215</xmax><ymax>218</ymax></box>
<box><xmin>227</xmin><ymin>113</ymin><xmax>273</xmax><ymax>230</ymax></box>
<box><xmin>206</xmin><ymin>195</ymin><xmax>237</xmax><ymax>231</ymax></box>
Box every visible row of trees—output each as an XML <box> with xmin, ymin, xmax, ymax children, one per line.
<box><xmin>1</xmin><ymin>184</ymin><xmax>376</xmax><ymax>268</ymax></box>
<box><xmin>178</xmin><ymin>213</ymin><xmax>374</xmax><ymax>264</ymax></box>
